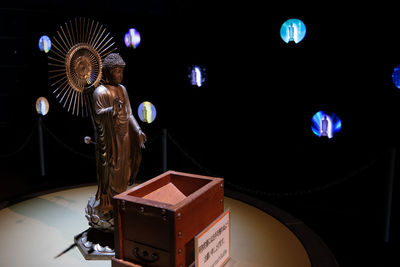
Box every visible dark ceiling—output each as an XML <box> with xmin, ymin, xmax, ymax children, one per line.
<box><xmin>1</xmin><ymin>3</ymin><xmax>400</xmax><ymax>192</ymax></box>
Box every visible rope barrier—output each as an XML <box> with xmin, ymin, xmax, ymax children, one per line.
<box><xmin>1</xmin><ymin>122</ymin><xmax>387</xmax><ymax>198</ymax></box>
<box><xmin>0</xmin><ymin>119</ymin><xmax>163</xmax><ymax>161</ymax></box>
<box><xmin>41</xmin><ymin>122</ymin><xmax>95</xmax><ymax>160</ymax></box>
<box><xmin>165</xmin><ymin>130</ymin><xmax>387</xmax><ymax>197</ymax></box>
<box><xmin>167</xmin><ymin>132</ymin><xmax>218</xmax><ymax>176</ymax></box>
<box><xmin>0</xmin><ymin>121</ymin><xmax>37</xmax><ymax>158</ymax></box>
<box><xmin>223</xmin><ymin>153</ymin><xmax>384</xmax><ymax>197</ymax></box>
<box><xmin>40</xmin><ymin>122</ymin><xmax>161</xmax><ymax>160</ymax></box>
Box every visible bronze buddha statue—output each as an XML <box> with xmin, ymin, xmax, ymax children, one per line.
<box><xmin>85</xmin><ymin>53</ymin><xmax>146</xmax><ymax>231</ymax></box>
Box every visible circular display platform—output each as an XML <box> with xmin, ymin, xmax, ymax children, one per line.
<box><xmin>0</xmin><ymin>185</ymin><xmax>313</xmax><ymax>267</ymax></box>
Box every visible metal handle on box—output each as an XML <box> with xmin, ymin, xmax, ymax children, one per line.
<box><xmin>133</xmin><ymin>247</ymin><xmax>159</xmax><ymax>263</ymax></box>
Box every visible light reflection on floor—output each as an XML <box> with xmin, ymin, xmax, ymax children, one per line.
<box><xmin>0</xmin><ymin>185</ymin><xmax>310</xmax><ymax>267</ymax></box>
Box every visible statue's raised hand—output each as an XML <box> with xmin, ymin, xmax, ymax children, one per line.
<box><xmin>112</xmin><ymin>97</ymin><xmax>123</xmax><ymax>115</ymax></box>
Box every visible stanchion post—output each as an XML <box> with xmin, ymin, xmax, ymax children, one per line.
<box><xmin>38</xmin><ymin>117</ymin><xmax>46</xmax><ymax>176</ymax></box>
<box><xmin>162</xmin><ymin>128</ymin><xmax>167</xmax><ymax>172</ymax></box>
<box><xmin>384</xmin><ymin>147</ymin><xmax>396</xmax><ymax>243</ymax></box>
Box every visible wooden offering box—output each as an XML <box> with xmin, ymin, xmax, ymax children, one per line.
<box><xmin>112</xmin><ymin>171</ymin><xmax>224</xmax><ymax>267</ymax></box>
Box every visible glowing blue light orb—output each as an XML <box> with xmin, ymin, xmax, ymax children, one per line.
<box><xmin>311</xmin><ymin>111</ymin><xmax>342</xmax><ymax>139</ymax></box>
<box><xmin>124</xmin><ymin>28</ymin><xmax>141</xmax><ymax>48</ymax></box>
<box><xmin>138</xmin><ymin>101</ymin><xmax>156</xmax><ymax>123</ymax></box>
<box><xmin>38</xmin><ymin>35</ymin><xmax>51</xmax><ymax>53</ymax></box>
<box><xmin>189</xmin><ymin>65</ymin><xmax>206</xmax><ymax>87</ymax></box>
<box><xmin>392</xmin><ymin>65</ymin><xmax>400</xmax><ymax>89</ymax></box>
<box><xmin>280</xmin><ymin>19</ymin><xmax>306</xmax><ymax>44</ymax></box>
<box><xmin>35</xmin><ymin>97</ymin><xmax>49</xmax><ymax>116</ymax></box>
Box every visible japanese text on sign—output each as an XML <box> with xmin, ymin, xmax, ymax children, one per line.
<box><xmin>195</xmin><ymin>209</ymin><xmax>230</xmax><ymax>267</ymax></box>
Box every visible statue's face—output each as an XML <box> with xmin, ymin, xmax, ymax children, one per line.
<box><xmin>109</xmin><ymin>66</ymin><xmax>124</xmax><ymax>85</ymax></box>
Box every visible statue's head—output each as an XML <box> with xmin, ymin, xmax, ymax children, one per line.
<box><xmin>102</xmin><ymin>53</ymin><xmax>126</xmax><ymax>85</ymax></box>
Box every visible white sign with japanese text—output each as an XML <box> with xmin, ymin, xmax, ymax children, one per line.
<box><xmin>195</xmin><ymin>209</ymin><xmax>230</xmax><ymax>267</ymax></box>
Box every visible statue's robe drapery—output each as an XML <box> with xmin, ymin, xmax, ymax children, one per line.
<box><xmin>92</xmin><ymin>84</ymin><xmax>142</xmax><ymax>211</ymax></box>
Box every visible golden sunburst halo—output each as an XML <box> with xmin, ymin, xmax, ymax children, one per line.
<box><xmin>48</xmin><ymin>17</ymin><xmax>117</xmax><ymax>116</ymax></box>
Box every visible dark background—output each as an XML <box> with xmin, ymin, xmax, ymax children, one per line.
<box><xmin>1</xmin><ymin>2</ymin><xmax>400</xmax><ymax>266</ymax></box>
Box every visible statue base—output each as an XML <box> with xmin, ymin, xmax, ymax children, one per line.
<box><xmin>85</xmin><ymin>196</ymin><xmax>115</xmax><ymax>231</ymax></box>
<box><xmin>74</xmin><ymin>228</ymin><xmax>115</xmax><ymax>260</ymax></box>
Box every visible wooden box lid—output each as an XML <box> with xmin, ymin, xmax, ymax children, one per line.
<box><xmin>114</xmin><ymin>170</ymin><xmax>224</xmax><ymax>211</ymax></box>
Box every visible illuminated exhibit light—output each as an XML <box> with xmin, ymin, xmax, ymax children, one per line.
<box><xmin>280</xmin><ymin>19</ymin><xmax>306</xmax><ymax>44</ymax></box>
<box><xmin>138</xmin><ymin>101</ymin><xmax>156</xmax><ymax>123</ymax></box>
<box><xmin>35</xmin><ymin>97</ymin><xmax>49</xmax><ymax>116</ymax></box>
<box><xmin>38</xmin><ymin>35</ymin><xmax>51</xmax><ymax>53</ymax></box>
<box><xmin>311</xmin><ymin>111</ymin><xmax>341</xmax><ymax>139</ymax></box>
<box><xmin>392</xmin><ymin>65</ymin><xmax>400</xmax><ymax>89</ymax></box>
<box><xmin>189</xmin><ymin>65</ymin><xmax>206</xmax><ymax>87</ymax></box>
<box><xmin>124</xmin><ymin>28</ymin><xmax>141</xmax><ymax>48</ymax></box>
